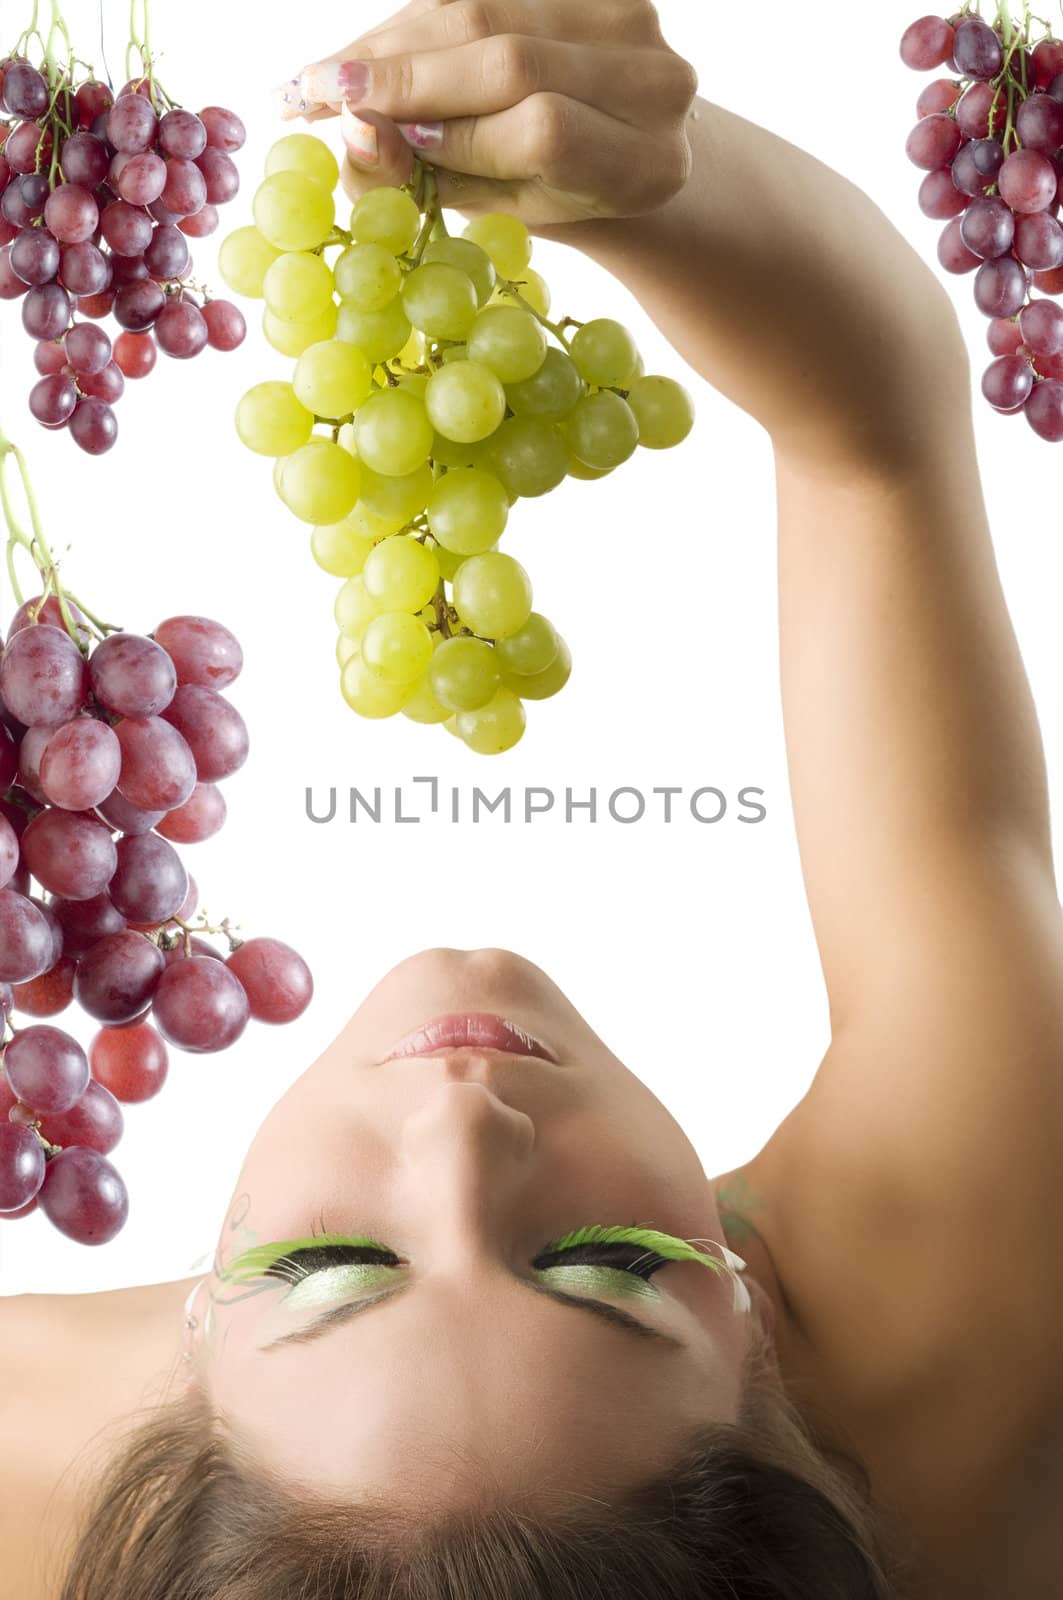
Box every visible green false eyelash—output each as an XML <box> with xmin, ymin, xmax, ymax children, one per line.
<box><xmin>220</xmin><ymin>1233</ymin><xmax>392</xmax><ymax>1284</ymax></box>
<box><xmin>543</xmin><ymin>1223</ymin><xmax>729</xmax><ymax>1275</ymax></box>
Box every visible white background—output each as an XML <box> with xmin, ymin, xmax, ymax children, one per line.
<box><xmin>2</xmin><ymin>0</ymin><xmax>1061</xmax><ymax>1294</ymax></box>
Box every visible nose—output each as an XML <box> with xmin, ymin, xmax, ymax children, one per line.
<box><xmin>399</xmin><ymin>1074</ymin><xmax>537</xmax><ymax>1252</ymax></box>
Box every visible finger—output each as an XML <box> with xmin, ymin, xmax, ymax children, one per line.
<box><xmin>274</xmin><ymin>0</ymin><xmax>448</xmax><ymax>120</ymax></box>
<box><xmin>305</xmin><ymin>37</ymin><xmax>692</xmax><ymax>134</ymax></box>
<box><xmin>338</xmin><ymin>107</ymin><xmax>416</xmax><ymax>200</ymax></box>
<box><xmin>416</xmin><ymin>94</ymin><xmax>691</xmax><ymax>227</ymax></box>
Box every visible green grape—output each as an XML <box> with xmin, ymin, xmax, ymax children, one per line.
<box><xmin>278</xmin><ymin>440</ymin><xmax>361</xmax><ymax>524</ymax></box>
<box><xmin>350</xmin><ymin>500</ymin><xmax>408</xmax><ymax>539</ymax></box>
<box><xmin>293</xmin><ymin>340</ymin><xmax>373</xmax><ymax>417</ymax></box>
<box><xmin>569</xmin><ymin>318</ymin><xmax>640</xmax><ymax>388</ymax></box>
<box><xmin>563</xmin><ymin>391</ymin><xmax>639</xmax><ymax>470</ymax></box>
<box><xmin>353</xmin><ymin>389</ymin><xmax>434</xmax><ymax>476</ymax></box>
<box><xmin>423</xmin><ymin>236</ymin><xmax>496</xmax><ymax>306</ymax></box>
<box><xmin>627</xmin><ymin>376</ymin><xmax>695</xmax><ymax>449</ymax></box>
<box><xmin>427</xmin><ymin>469</ymin><xmax>509</xmax><ymax>555</ymax></box>
<box><xmin>453</xmin><ymin>552</ymin><xmax>533</xmax><ymax>640</ymax></box>
<box><xmin>425</xmin><ymin>362</ymin><xmax>507</xmax><ymax>443</ymax></box>
<box><xmin>336</xmin><ymin>634</ymin><xmax>360</xmax><ymax>668</ymax></box>
<box><xmin>397</xmin><ymin>372</ymin><xmax>429</xmax><ymax>401</ymax></box>
<box><xmin>505</xmin><ymin>347</ymin><xmax>583</xmax><ymax>419</ymax></box>
<box><xmin>495</xmin><ymin>612</ymin><xmax>559</xmax><ymax>676</ymax></box>
<box><xmin>402</xmin><ymin>673</ymin><xmax>452</xmax><ymax>725</ymax></box>
<box><xmin>430</xmin><ymin>431</ymin><xmax>489</xmax><ymax>470</ymax></box>
<box><xmin>455</xmin><ymin>687</ymin><xmax>527</xmax><ymax>754</ymax></box>
<box><xmin>312</xmin><ymin>513</ymin><xmax>378</xmax><ymax>578</ymax></box>
<box><xmin>262</xmin><ymin>251</ymin><xmax>335</xmax><ymax>321</ymax></box>
<box><xmin>253</xmin><ymin>170</ymin><xmax>335</xmax><ymax>252</ymax></box>
<box><xmin>440</xmin><ymin>345</ymin><xmax>469</xmax><ymax>365</ymax></box>
<box><xmin>335</xmin><ymin>575</ymin><xmax>382</xmax><ymax>639</ymax></box>
<box><xmin>340</xmin><ymin>652</ymin><xmax>415</xmax><ymax>718</ymax></box>
<box><xmin>463</xmin><ymin>213</ymin><xmax>532</xmax><ymax>280</ymax></box>
<box><xmin>429</xmin><ymin>539</ymin><xmax>472</xmax><ymax>582</ymax></box>
<box><xmin>262</xmin><ymin>302</ymin><xmax>337</xmax><ymax>356</ymax></box>
<box><xmin>357</xmin><ymin>461</ymin><xmax>433</xmax><ymax>523</ymax></box>
<box><xmin>336</xmin><ymin>296</ymin><xmax>412</xmax><ymax>363</ymax></box>
<box><xmin>466</xmin><ymin>305</ymin><xmax>547</xmax><ymax>384</ymax></box>
<box><xmin>396</xmin><ymin>327</ymin><xmax>427</xmax><ymax>370</ymax></box>
<box><xmin>334</xmin><ymin>242</ymin><xmax>403</xmax><ymax>310</ymax></box>
<box><xmin>485</xmin><ymin>415</ymin><xmax>568</xmax><ymax>499</ymax></box>
<box><xmin>429</xmin><ymin>636</ymin><xmax>501</xmax><ymax>711</ymax></box>
<box><xmin>629</xmin><ymin>351</ymin><xmax>646</xmax><ymax>381</ymax></box>
<box><xmin>503</xmin><ymin>636</ymin><xmax>571</xmax><ymax>700</ymax></box>
<box><xmin>363</xmin><ymin>535</ymin><xmax>440</xmax><ymax>612</ymax></box>
<box><xmin>362</xmin><ymin>612</ymin><xmax>433</xmax><ymax>684</ymax></box>
<box><xmin>265</xmin><ymin>133</ymin><xmax>340</xmax><ymax>192</ymax></box>
<box><xmin>236</xmin><ymin>381</ymin><xmax>314</xmax><ymax>455</ymax></box>
<box><xmin>402</xmin><ymin>263</ymin><xmax>479</xmax><ymax>340</ymax></box>
<box><xmin>350</xmin><ymin>187</ymin><xmax>421</xmax><ymax>253</ymax></box>
<box><xmin>219</xmin><ymin>226</ymin><xmax>281</xmax><ymax>298</ymax></box>
<box><xmin>493</xmin><ymin>270</ymin><xmax>551</xmax><ymax>319</ymax></box>
<box><xmin>567</xmin><ymin>456</ymin><xmax>614</xmax><ymax>482</ymax></box>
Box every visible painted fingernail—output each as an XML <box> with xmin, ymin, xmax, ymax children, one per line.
<box><xmin>399</xmin><ymin>121</ymin><xmax>444</xmax><ymax>151</ymax></box>
<box><xmin>340</xmin><ymin>103</ymin><xmax>379</xmax><ymax>166</ymax></box>
<box><xmin>302</xmin><ymin>58</ymin><xmax>371</xmax><ymax>106</ymax></box>
<box><xmin>272</xmin><ymin>76</ymin><xmax>311</xmax><ymax>118</ymax></box>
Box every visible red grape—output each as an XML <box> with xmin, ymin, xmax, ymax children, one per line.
<box><xmin>4</xmin><ymin>1023</ymin><xmax>90</xmax><ymax>1114</ymax></box>
<box><xmin>22</xmin><ymin>282</ymin><xmax>72</xmax><ymax>340</ymax></box>
<box><xmin>158</xmin><ymin>109</ymin><xmax>207</xmax><ymax>159</ymax></box>
<box><xmin>48</xmin><ymin>891</ymin><xmax>125</xmax><ymax>957</ymax></box>
<box><xmin>89</xmin><ymin>631</ymin><xmax>176</xmax><ymax>717</ymax></box>
<box><xmin>29</xmin><ymin>372</ymin><xmax>78</xmax><ymax>428</ymax></box>
<box><xmin>3</xmin><ymin>62</ymin><xmax>49</xmax><ymax>118</ymax></box>
<box><xmin>998</xmin><ymin>149</ymin><xmax>1058</xmax><ymax>215</ymax></box>
<box><xmin>953</xmin><ymin>16</ymin><xmax>1004</xmax><ymax>80</ymax></box>
<box><xmin>108</xmin><ymin>832</ymin><xmax>188</xmax><ymax>924</ymax></box>
<box><xmin>178</xmin><ymin>203</ymin><xmax>218</xmax><ymax>238</ymax></box>
<box><xmin>65</xmin><ymin>321</ymin><xmax>112</xmax><ymax>375</ymax></box>
<box><xmin>156</xmin><ymin>781</ymin><xmax>226</xmax><ymax>843</ymax></box>
<box><xmin>160</xmin><ymin>684</ymin><xmax>248</xmax><ymax>780</ymax></box>
<box><xmin>1025</xmin><ymin>378</ymin><xmax>1063</xmax><ymax>439</ymax></box>
<box><xmin>114</xmin><ymin>714</ymin><xmax>197</xmax><ymax>810</ymax></box>
<box><xmin>10</xmin><ymin>226</ymin><xmax>60</xmax><ymax>285</ymax></box>
<box><xmin>107</xmin><ymin>94</ymin><xmax>157</xmax><ymax>153</ymax></box>
<box><xmin>199</xmin><ymin>105</ymin><xmax>246</xmax><ymax>151</ymax></box>
<box><xmin>0</xmin><ymin>1122</ymin><xmax>46</xmax><ymax>1211</ymax></box>
<box><xmin>982</xmin><ymin>353</ymin><xmax>1035</xmax><ymax>410</ymax></box>
<box><xmin>12</xmin><ymin>953</ymin><xmax>77</xmax><ymax>1016</ymax></box>
<box><xmin>89</xmin><ymin>1019</ymin><xmax>168</xmax><ymax>1102</ymax></box>
<box><xmin>974</xmin><ymin>256</ymin><xmax>1029</xmax><ymax>318</ymax></box>
<box><xmin>1019</xmin><ymin>298</ymin><xmax>1063</xmax><ymax>356</ymax></box>
<box><xmin>916</xmin><ymin>80</ymin><xmax>961</xmax><ymax>119</ymax></box>
<box><xmin>43</xmin><ymin>183</ymin><xmax>99</xmax><ymax>244</ymax></box>
<box><xmin>73</xmin><ymin>929</ymin><xmax>165</xmax><ymax>1023</ymax></box>
<box><xmin>0</xmin><ymin>889</ymin><xmax>54</xmax><ymax>982</ymax></box>
<box><xmin>69</xmin><ymin>396</ymin><xmax>118</xmax><ymax>455</ymax></box>
<box><xmin>900</xmin><ymin>17</ymin><xmax>956</xmax><ymax>71</ymax></box>
<box><xmin>0</xmin><ymin>623</ymin><xmax>87</xmax><ymax>725</ymax></box>
<box><xmin>905</xmin><ymin>113</ymin><xmax>963</xmax><ymax>171</ymax></box>
<box><xmin>113</xmin><ymin>330</ymin><xmax>157</xmax><ymax>377</ymax></box>
<box><xmin>203</xmin><ymin>298</ymin><xmax>246</xmax><ymax>351</ymax></box>
<box><xmin>21</xmin><ymin>808</ymin><xmax>118</xmax><ymax>900</ymax></box>
<box><xmin>37</xmin><ymin>1144</ymin><xmax>129</xmax><ymax>1244</ymax></box>
<box><xmin>154</xmin><ymin>298</ymin><xmax>208</xmax><ymax>358</ymax></box>
<box><xmin>152</xmin><ymin>616</ymin><xmax>243</xmax><ymax>688</ymax></box>
<box><xmin>58</xmin><ymin>240</ymin><xmax>110</xmax><ymax>295</ymax></box>
<box><xmin>152</xmin><ymin>954</ymin><xmax>250</xmax><ymax>1052</ymax></box>
<box><xmin>61</xmin><ymin>131</ymin><xmax>110</xmax><ymax>187</ymax></box>
<box><xmin>225</xmin><ymin>938</ymin><xmax>314</xmax><ymax>1024</ymax></box>
<box><xmin>37</xmin><ymin>1077</ymin><xmax>124</xmax><ymax>1156</ymax></box>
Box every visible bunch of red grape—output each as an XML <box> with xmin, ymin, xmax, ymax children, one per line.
<box><xmin>0</xmin><ymin>58</ymin><xmax>248</xmax><ymax>455</ymax></box>
<box><xmin>0</xmin><ymin>604</ymin><xmax>313</xmax><ymax>1246</ymax></box>
<box><xmin>901</xmin><ymin>12</ymin><xmax>1063</xmax><ymax>440</ymax></box>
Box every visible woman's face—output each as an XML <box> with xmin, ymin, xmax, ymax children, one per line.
<box><xmin>188</xmin><ymin>948</ymin><xmax>771</xmax><ymax>1516</ymax></box>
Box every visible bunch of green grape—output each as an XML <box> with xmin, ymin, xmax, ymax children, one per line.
<box><xmin>221</xmin><ymin>133</ymin><xmax>695</xmax><ymax>754</ymax></box>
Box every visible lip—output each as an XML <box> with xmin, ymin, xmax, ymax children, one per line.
<box><xmin>382</xmin><ymin>1012</ymin><xmax>560</xmax><ymax>1064</ymax></box>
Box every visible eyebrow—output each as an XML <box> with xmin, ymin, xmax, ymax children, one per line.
<box><xmin>258</xmin><ymin>1274</ymin><xmax>685</xmax><ymax>1354</ymax></box>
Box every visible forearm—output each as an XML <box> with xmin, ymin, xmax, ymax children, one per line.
<box><xmin>540</xmin><ymin>97</ymin><xmax>968</xmax><ymax>464</ymax></box>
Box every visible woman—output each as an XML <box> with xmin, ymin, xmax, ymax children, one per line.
<box><xmin>5</xmin><ymin>2</ymin><xmax>1063</xmax><ymax>1595</ymax></box>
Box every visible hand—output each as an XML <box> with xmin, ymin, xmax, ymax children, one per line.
<box><xmin>283</xmin><ymin>0</ymin><xmax>699</xmax><ymax>228</ymax></box>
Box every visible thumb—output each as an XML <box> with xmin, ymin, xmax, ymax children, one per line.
<box><xmin>338</xmin><ymin>106</ymin><xmax>415</xmax><ymax>203</ymax></box>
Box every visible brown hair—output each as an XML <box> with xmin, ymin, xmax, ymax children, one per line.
<box><xmin>51</xmin><ymin>1322</ymin><xmax>913</xmax><ymax>1598</ymax></box>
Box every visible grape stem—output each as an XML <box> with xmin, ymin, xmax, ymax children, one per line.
<box><xmin>0</xmin><ymin>431</ymin><xmax>121</xmax><ymax>647</ymax></box>
<box><xmin>161</xmin><ymin>915</ymin><xmax>243</xmax><ymax>955</ymax></box>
